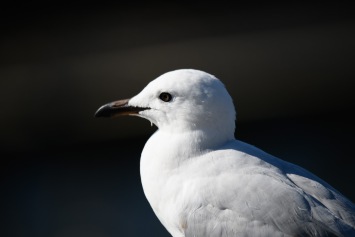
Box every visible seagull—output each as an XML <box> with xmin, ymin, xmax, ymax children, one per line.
<box><xmin>95</xmin><ymin>69</ymin><xmax>355</xmax><ymax>237</ymax></box>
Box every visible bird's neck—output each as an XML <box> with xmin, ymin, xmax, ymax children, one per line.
<box><xmin>140</xmin><ymin>128</ymin><xmax>234</xmax><ymax>171</ymax></box>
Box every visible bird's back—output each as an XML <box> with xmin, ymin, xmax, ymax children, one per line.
<box><xmin>171</xmin><ymin>140</ymin><xmax>355</xmax><ymax>237</ymax></box>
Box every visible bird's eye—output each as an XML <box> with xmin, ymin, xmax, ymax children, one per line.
<box><xmin>159</xmin><ymin>92</ymin><xmax>173</xmax><ymax>102</ymax></box>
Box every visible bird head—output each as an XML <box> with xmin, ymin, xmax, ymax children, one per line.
<box><xmin>95</xmin><ymin>69</ymin><xmax>236</xmax><ymax>140</ymax></box>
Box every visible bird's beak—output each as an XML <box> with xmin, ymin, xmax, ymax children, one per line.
<box><xmin>95</xmin><ymin>99</ymin><xmax>147</xmax><ymax>118</ymax></box>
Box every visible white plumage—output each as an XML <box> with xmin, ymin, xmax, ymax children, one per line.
<box><xmin>96</xmin><ymin>69</ymin><xmax>355</xmax><ymax>237</ymax></box>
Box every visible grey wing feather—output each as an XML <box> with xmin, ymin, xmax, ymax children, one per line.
<box><xmin>183</xmin><ymin>145</ymin><xmax>355</xmax><ymax>236</ymax></box>
<box><xmin>182</xmin><ymin>141</ymin><xmax>355</xmax><ymax>237</ymax></box>
<box><xmin>287</xmin><ymin>172</ymin><xmax>355</xmax><ymax>236</ymax></box>
<box><xmin>184</xmin><ymin>174</ymin><xmax>354</xmax><ymax>237</ymax></box>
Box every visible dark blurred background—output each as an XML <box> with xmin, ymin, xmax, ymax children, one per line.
<box><xmin>1</xmin><ymin>2</ymin><xmax>355</xmax><ymax>237</ymax></box>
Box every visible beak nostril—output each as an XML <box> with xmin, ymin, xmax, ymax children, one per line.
<box><xmin>111</xmin><ymin>98</ymin><xmax>130</xmax><ymax>108</ymax></box>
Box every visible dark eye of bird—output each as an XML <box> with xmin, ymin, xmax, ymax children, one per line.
<box><xmin>159</xmin><ymin>92</ymin><xmax>172</xmax><ymax>102</ymax></box>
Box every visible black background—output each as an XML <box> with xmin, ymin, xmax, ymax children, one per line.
<box><xmin>1</xmin><ymin>2</ymin><xmax>355</xmax><ymax>237</ymax></box>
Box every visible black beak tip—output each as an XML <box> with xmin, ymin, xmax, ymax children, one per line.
<box><xmin>94</xmin><ymin>104</ymin><xmax>112</xmax><ymax>118</ymax></box>
<box><xmin>94</xmin><ymin>110</ymin><xmax>101</xmax><ymax>118</ymax></box>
